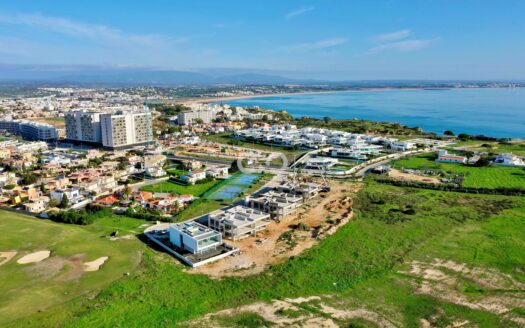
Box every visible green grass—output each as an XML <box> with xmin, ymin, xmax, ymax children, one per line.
<box><xmin>452</xmin><ymin>140</ymin><xmax>525</xmax><ymax>156</ymax></box>
<box><xmin>140</xmin><ymin>180</ymin><xmax>220</xmax><ymax>197</ymax></box>
<box><xmin>9</xmin><ymin>179</ymin><xmax>523</xmax><ymax>327</ymax></box>
<box><xmin>393</xmin><ymin>153</ymin><xmax>525</xmax><ymax>189</ymax></box>
<box><xmin>0</xmin><ymin>211</ymin><xmax>143</xmax><ymax>327</ymax></box>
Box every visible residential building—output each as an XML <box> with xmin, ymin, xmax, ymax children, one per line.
<box><xmin>50</xmin><ymin>188</ymin><xmax>83</xmax><ymax>205</ymax></box>
<box><xmin>493</xmin><ymin>153</ymin><xmax>525</xmax><ymax>167</ymax></box>
<box><xmin>278</xmin><ymin>182</ymin><xmax>321</xmax><ymax>200</ymax></box>
<box><xmin>168</xmin><ymin>221</ymin><xmax>223</xmax><ymax>254</ymax></box>
<box><xmin>100</xmin><ymin>111</ymin><xmax>152</xmax><ymax>149</ymax></box>
<box><xmin>436</xmin><ymin>150</ymin><xmax>467</xmax><ymax>164</ymax></box>
<box><xmin>64</xmin><ymin>110</ymin><xmax>102</xmax><ymax>143</ymax></box>
<box><xmin>208</xmin><ymin>205</ymin><xmax>271</xmax><ymax>240</ymax></box>
<box><xmin>181</xmin><ymin>170</ymin><xmax>207</xmax><ymax>184</ymax></box>
<box><xmin>178</xmin><ymin>109</ymin><xmax>214</xmax><ymax>125</ymax></box>
<box><xmin>0</xmin><ymin>120</ymin><xmax>58</xmax><ymax>140</ymax></box>
<box><xmin>206</xmin><ymin>166</ymin><xmax>229</xmax><ymax>179</ymax></box>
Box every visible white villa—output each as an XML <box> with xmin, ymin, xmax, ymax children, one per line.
<box><xmin>168</xmin><ymin>221</ymin><xmax>223</xmax><ymax>255</ymax></box>
<box><xmin>493</xmin><ymin>154</ymin><xmax>525</xmax><ymax>167</ymax></box>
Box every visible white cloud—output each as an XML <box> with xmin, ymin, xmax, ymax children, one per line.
<box><xmin>0</xmin><ymin>12</ymin><xmax>183</xmax><ymax>46</ymax></box>
<box><xmin>368</xmin><ymin>38</ymin><xmax>439</xmax><ymax>53</ymax></box>
<box><xmin>284</xmin><ymin>37</ymin><xmax>348</xmax><ymax>52</ymax></box>
<box><xmin>285</xmin><ymin>6</ymin><xmax>315</xmax><ymax>20</ymax></box>
<box><xmin>372</xmin><ymin>29</ymin><xmax>411</xmax><ymax>43</ymax></box>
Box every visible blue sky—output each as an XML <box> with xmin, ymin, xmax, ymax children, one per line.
<box><xmin>0</xmin><ymin>0</ymin><xmax>524</xmax><ymax>80</ymax></box>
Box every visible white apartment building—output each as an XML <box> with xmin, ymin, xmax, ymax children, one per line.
<box><xmin>178</xmin><ymin>109</ymin><xmax>214</xmax><ymax>125</ymax></box>
<box><xmin>65</xmin><ymin>110</ymin><xmax>102</xmax><ymax>143</ymax></box>
<box><xmin>0</xmin><ymin>120</ymin><xmax>58</xmax><ymax>140</ymax></box>
<box><xmin>100</xmin><ymin>111</ymin><xmax>152</xmax><ymax>149</ymax></box>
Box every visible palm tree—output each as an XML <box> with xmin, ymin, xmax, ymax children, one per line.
<box><xmin>122</xmin><ymin>184</ymin><xmax>133</xmax><ymax>200</ymax></box>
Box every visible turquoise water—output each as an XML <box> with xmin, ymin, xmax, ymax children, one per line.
<box><xmin>224</xmin><ymin>88</ymin><xmax>525</xmax><ymax>138</ymax></box>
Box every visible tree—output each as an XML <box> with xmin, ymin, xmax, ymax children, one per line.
<box><xmin>444</xmin><ymin>130</ymin><xmax>455</xmax><ymax>136</ymax></box>
<box><xmin>323</xmin><ymin>116</ymin><xmax>332</xmax><ymax>124</ymax></box>
<box><xmin>458</xmin><ymin>133</ymin><xmax>471</xmax><ymax>141</ymax></box>
<box><xmin>59</xmin><ymin>193</ymin><xmax>69</xmax><ymax>209</ymax></box>
<box><xmin>122</xmin><ymin>184</ymin><xmax>133</xmax><ymax>200</ymax></box>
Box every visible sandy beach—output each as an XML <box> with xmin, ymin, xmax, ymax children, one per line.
<box><xmin>180</xmin><ymin>88</ymin><xmax>423</xmax><ymax>104</ymax></box>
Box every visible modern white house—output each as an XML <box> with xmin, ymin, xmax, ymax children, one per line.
<box><xmin>493</xmin><ymin>153</ymin><xmax>525</xmax><ymax>167</ymax></box>
<box><xmin>389</xmin><ymin>141</ymin><xmax>416</xmax><ymax>151</ymax></box>
<box><xmin>206</xmin><ymin>166</ymin><xmax>229</xmax><ymax>179</ymax></box>
<box><xmin>168</xmin><ymin>221</ymin><xmax>223</xmax><ymax>254</ymax></box>
<box><xmin>436</xmin><ymin>150</ymin><xmax>467</xmax><ymax>164</ymax></box>
<box><xmin>50</xmin><ymin>188</ymin><xmax>83</xmax><ymax>204</ymax></box>
<box><xmin>181</xmin><ymin>170</ymin><xmax>207</xmax><ymax>184</ymax></box>
<box><xmin>304</xmin><ymin>156</ymin><xmax>338</xmax><ymax>170</ymax></box>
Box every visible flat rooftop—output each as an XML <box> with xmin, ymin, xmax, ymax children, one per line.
<box><xmin>171</xmin><ymin>221</ymin><xmax>219</xmax><ymax>240</ymax></box>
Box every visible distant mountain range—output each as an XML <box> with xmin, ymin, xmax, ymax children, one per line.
<box><xmin>0</xmin><ymin>64</ymin><xmax>522</xmax><ymax>87</ymax></box>
<box><xmin>0</xmin><ymin>65</ymin><xmax>317</xmax><ymax>86</ymax></box>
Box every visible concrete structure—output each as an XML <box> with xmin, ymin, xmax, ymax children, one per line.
<box><xmin>278</xmin><ymin>182</ymin><xmax>321</xmax><ymax>200</ymax></box>
<box><xmin>0</xmin><ymin>120</ymin><xmax>58</xmax><ymax>140</ymax></box>
<box><xmin>168</xmin><ymin>221</ymin><xmax>222</xmax><ymax>254</ymax></box>
<box><xmin>178</xmin><ymin>109</ymin><xmax>214</xmax><ymax>125</ymax></box>
<box><xmin>50</xmin><ymin>188</ymin><xmax>83</xmax><ymax>205</ymax></box>
<box><xmin>64</xmin><ymin>110</ymin><xmax>102</xmax><ymax>143</ymax></box>
<box><xmin>245</xmin><ymin>191</ymin><xmax>303</xmax><ymax>220</ymax></box>
<box><xmin>100</xmin><ymin>111</ymin><xmax>152</xmax><ymax>149</ymax></box>
<box><xmin>208</xmin><ymin>205</ymin><xmax>271</xmax><ymax>240</ymax></box>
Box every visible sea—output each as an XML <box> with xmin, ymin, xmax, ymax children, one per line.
<box><xmin>222</xmin><ymin>88</ymin><xmax>525</xmax><ymax>138</ymax></box>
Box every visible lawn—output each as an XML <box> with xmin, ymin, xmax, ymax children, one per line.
<box><xmin>12</xmin><ymin>180</ymin><xmax>525</xmax><ymax>327</ymax></box>
<box><xmin>393</xmin><ymin>153</ymin><xmax>525</xmax><ymax>189</ymax></box>
<box><xmin>140</xmin><ymin>180</ymin><xmax>220</xmax><ymax>197</ymax></box>
<box><xmin>0</xmin><ymin>211</ymin><xmax>144</xmax><ymax>327</ymax></box>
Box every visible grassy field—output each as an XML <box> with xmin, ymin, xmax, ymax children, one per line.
<box><xmin>8</xmin><ymin>179</ymin><xmax>525</xmax><ymax>327</ymax></box>
<box><xmin>393</xmin><ymin>153</ymin><xmax>525</xmax><ymax>189</ymax></box>
<box><xmin>201</xmin><ymin>133</ymin><xmax>307</xmax><ymax>162</ymax></box>
<box><xmin>450</xmin><ymin>140</ymin><xmax>525</xmax><ymax>156</ymax></box>
<box><xmin>140</xmin><ymin>179</ymin><xmax>220</xmax><ymax>196</ymax></box>
<box><xmin>0</xmin><ymin>211</ymin><xmax>144</xmax><ymax>327</ymax></box>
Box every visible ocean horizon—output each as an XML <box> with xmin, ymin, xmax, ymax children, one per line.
<box><xmin>222</xmin><ymin>88</ymin><xmax>525</xmax><ymax>138</ymax></box>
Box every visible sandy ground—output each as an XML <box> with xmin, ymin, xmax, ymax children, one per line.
<box><xmin>388</xmin><ymin>168</ymin><xmax>441</xmax><ymax>184</ymax></box>
<box><xmin>17</xmin><ymin>250</ymin><xmax>51</xmax><ymax>264</ymax></box>
<box><xmin>185</xmin><ymin>295</ymin><xmax>395</xmax><ymax>328</ymax></box>
<box><xmin>402</xmin><ymin>258</ymin><xmax>525</xmax><ymax>325</ymax></box>
<box><xmin>181</xmin><ymin>88</ymin><xmax>422</xmax><ymax>104</ymax></box>
<box><xmin>191</xmin><ymin>182</ymin><xmax>359</xmax><ymax>278</ymax></box>
<box><xmin>84</xmin><ymin>256</ymin><xmax>109</xmax><ymax>272</ymax></box>
<box><xmin>0</xmin><ymin>251</ymin><xmax>17</xmax><ymax>266</ymax></box>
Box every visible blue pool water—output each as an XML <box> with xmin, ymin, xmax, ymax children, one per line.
<box><xmin>223</xmin><ymin>88</ymin><xmax>525</xmax><ymax>138</ymax></box>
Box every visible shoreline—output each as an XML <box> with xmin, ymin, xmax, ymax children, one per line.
<box><xmin>180</xmin><ymin>87</ymin><xmax>423</xmax><ymax>104</ymax></box>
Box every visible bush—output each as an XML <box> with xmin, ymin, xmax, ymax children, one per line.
<box><xmin>47</xmin><ymin>207</ymin><xmax>110</xmax><ymax>225</ymax></box>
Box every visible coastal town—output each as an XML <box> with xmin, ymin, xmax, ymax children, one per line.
<box><xmin>0</xmin><ymin>87</ymin><xmax>524</xmax><ymax>272</ymax></box>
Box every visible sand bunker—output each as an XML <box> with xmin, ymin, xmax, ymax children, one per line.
<box><xmin>17</xmin><ymin>250</ymin><xmax>51</xmax><ymax>264</ymax></box>
<box><xmin>0</xmin><ymin>251</ymin><xmax>17</xmax><ymax>266</ymax></box>
<box><xmin>84</xmin><ymin>256</ymin><xmax>109</xmax><ymax>272</ymax></box>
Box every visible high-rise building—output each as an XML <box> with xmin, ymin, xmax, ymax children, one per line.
<box><xmin>64</xmin><ymin>110</ymin><xmax>102</xmax><ymax>143</ymax></box>
<box><xmin>100</xmin><ymin>111</ymin><xmax>152</xmax><ymax>149</ymax></box>
<box><xmin>64</xmin><ymin>110</ymin><xmax>153</xmax><ymax>149</ymax></box>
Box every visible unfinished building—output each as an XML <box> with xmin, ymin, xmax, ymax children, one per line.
<box><xmin>208</xmin><ymin>206</ymin><xmax>271</xmax><ymax>240</ymax></box>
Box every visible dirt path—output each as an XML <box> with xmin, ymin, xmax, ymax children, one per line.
<box><xmin>388</xmin><ymin>168</ymin><xmax>441</xmax><ymax>184</ymax></box>
<box><xmin>0</xmin><ymin>251</ymin><xmax>17</xmax><ymax>266</ymax></box>
<box><xmin>185</xmin><ymin>295</ymin><xmax>395</xmax><ymax>328</ymax></box>
<box><xmin>191</xmin><ymin>182</ymin><xmax>360</xmax><ymax>278</ymax></box>
<box><xmin>17</xmin><ymin>250</ymin><xmax>51</xmax><ymax>264</ymax></box>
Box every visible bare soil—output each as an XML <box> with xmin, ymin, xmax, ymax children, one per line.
<box><xmin>0</xmin><ymin>251</ymin><xmax>17</xmax><ymax>266</ymax></box>
<box><xmin>388</xmin><ymin>168</ymin><xmax>441</xmax><ymax>184</ymax></box>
